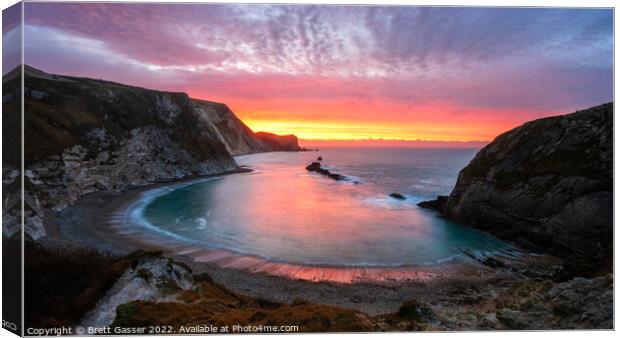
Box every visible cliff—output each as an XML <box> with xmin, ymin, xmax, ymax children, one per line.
<box><xmin>2</xmin><ymin>65</ymin><xmax>301</xmax><ymax>239</ymax></box>
<box><xmin>254</xmin><ymin>132</ymin><xmax>302</xmax><ymax>152</ymax></box>
<box><xmin>422</xmin><ymin>103</ymin><xmax>612</xmax><ymax>264</ymax></box>
<box><xmin>190</xmin><ymin>99</ymin><xmax>300</xmax><ymax>155</ymax></box>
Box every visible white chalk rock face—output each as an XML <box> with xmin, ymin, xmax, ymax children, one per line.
<box><xmin>9</xmin><ymin>65</ymin><xmax>301</xmax><ymax>240</ymax></box>
<box><xmin>80</xmin><ymin>256</ymin><xmax>195</xmax><ymax>328</ymax></box>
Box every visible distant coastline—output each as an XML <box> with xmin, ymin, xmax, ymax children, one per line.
<box><xmin>299</xmin><ymin>139</ymin><xmax>489</xmax><ymax>149</ymax></box>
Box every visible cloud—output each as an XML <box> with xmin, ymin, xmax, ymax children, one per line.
<box><xmin>21</xmin><ymin>3</ymin><xmax>613</xmax><ymax>140</ymax></box>
<box><xmin>23</xmin><ymin>4</ymin><xmax>612</xmax><ymax>76</ymax></box>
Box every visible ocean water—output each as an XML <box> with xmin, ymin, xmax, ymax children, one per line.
<box><xmin>138</xmin><ymin>148</ymin><xmax>513</xmax><ymax>267</ymax></box>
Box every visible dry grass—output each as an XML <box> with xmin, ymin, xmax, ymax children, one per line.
<box><xmin>111</xmin><ymin>277</ymin><xmax>436</xmax><ymax>332</ymax></box>
<box><xmin>23</xmin><ymin>238</ymin><xmax>433</xmax><ymax>332</ymax></box>
<box><xmin>112</xmin><ymin>280</ymin><xmax>377</xmax><ymax>332</ymax></box>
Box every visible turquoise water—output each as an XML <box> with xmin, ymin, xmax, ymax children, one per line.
<box><xmin>139</xmin><ymin>148</ymin><xmax>513</xmax><ymax>267</ymax></box>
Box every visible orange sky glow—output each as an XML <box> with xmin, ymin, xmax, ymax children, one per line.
<box><xmin>17</xmin><ymin>4</ymin><xmax>612</xmax><ymax>148</ymax></box>
<box><xmin>189</xmin><ymin>91</ymin><xmax>557</xmax><ymax>146</ymax></box>
<box><xmin>242</xmin><ymin>117</ymin><xmax>508</xmax><ymax>142</ymax></box>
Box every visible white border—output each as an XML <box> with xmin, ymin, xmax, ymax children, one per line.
<box><xmin>0</xmin><ymin>1</ymin><xmax>617</xmax><ymax>338</ymax></box>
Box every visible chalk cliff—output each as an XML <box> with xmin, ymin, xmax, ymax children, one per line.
<box><xmin>190</xmin><ymin>99</ymin><xmax>301</xmax><ymax>156</ymax></box>
<box><xmin>2</xmin><ymin>65</ymin><xmax>301</xmax><ymax>239</ymax></box>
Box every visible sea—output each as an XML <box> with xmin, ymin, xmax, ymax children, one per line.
<box><xmin>137</xmin><ymin>147</ymin><xmax>514</xmax><ymax>267</ymax></box>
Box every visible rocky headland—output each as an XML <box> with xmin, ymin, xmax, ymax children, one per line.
<box><xmin>419</xmin><ymin>102</ymin><xmax>613</xmax><ymax>275</ymax></box>
<box><xmin>416</xmin><ymin>102</ymin><xmax>613</xmax><ymax>329</ymax></box>
<box><xmin>2</xmin><ymin>65</ymin><xmax>302</xmax><ymax>240</ymax></box>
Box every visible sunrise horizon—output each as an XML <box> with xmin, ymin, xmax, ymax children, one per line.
<box><xmin>11</xmin><ymin>62</ymin><xmax>603</xmax><ymax>148</ymax></box>
<box><xmin>10</xmin><ymin>62</ymin><xmax>574</xmax><ymax>147</ymax></box>
<box><xmin>5</xmin><ymin>3</ymin><xmax>611</xmax><ymax>148</ymax></box>
<box><xmin>9</xmin><ymin>62</ymin><xmax>606</xmax><ymax>148</ymax></box>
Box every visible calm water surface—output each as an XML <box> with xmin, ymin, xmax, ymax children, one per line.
<box><xmin>138</xmin><ymin>148</ymin><xmax>513</xmax><ymax>266</ymax></box>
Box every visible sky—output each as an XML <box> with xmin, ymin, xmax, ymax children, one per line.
<box><xmin>5</xmin><ymin>3</ymin><xmax>614</xmax><ymax>145</ymax></box>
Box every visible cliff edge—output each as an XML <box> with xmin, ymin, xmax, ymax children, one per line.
<box><xmin>2</xmin><ymin>65</ymin><xmax>301</xmax><ymax>239</ymax></box>
<box><xmin>423</xmin><ymin>102</ymin><xmax>612</xmax><ymax>266</ymax></box>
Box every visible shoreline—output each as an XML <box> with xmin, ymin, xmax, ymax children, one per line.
<box><xmin>41</xmin><ymin>167</ymin><xmax>253</xmax><ymax>254</ymax></box>
<box><xmin>65</xmin><ymin>168</ymin><xmax>523</xmax><ymax>283</ymax></box>
<box><xmin>40</xmin><ymin>168</ymin><xmax>563</xmax><ymax>316</ymax></box>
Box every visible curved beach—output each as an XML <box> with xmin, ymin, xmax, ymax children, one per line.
<box><xmin>42</xmin><ymin>170</ymin><xmax>557</xmax><ymax>317</ymax></box>
<box><xmin>107</xmin><ymin>177</ymin><xmax>510</xmax><ymax>283</ymax></box>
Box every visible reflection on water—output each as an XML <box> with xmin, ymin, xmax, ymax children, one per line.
<box><xmin>141</xmin><ymin>148</ymin><xmax>512</xmax><ymax>267</ymax></box>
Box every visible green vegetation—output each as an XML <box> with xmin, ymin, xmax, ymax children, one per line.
<box><xmin>24</xmin><ymin>240</ymin><xmax>130</xmax><ymax>328</ymax></box>
<box><xmin>192</xmin><ymin>272</ymin><xmax>214</xmax><ymax>283</ymax></box>
<box><xmin>23</xmin><ymin>241</ymin><xmax>167</xmax><ymax>329</ymax></box>
<box><xmin>397</xmin><ymin>300</ymin><xmax>434</xmax><ymax>321</ymax></box>
<box><xmin>155</xmin><ymin>277</ymin><xmax>182</xmax><ymax>295</ymax></box>
<box><xmin>136</xmin><ymin>268</ymin><xmax>153</xmax><ymax>281</ymax></box>
<box><xmin>112</xmin><ymin>302</ymin><xmax>140</xmax><ymax>328</ymax></box>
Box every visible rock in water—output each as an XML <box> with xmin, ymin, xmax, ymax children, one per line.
<box><xmin>317</xmin><ymin>156</ymin><xmax>323</xmax><ymax>161</ymax></box>
<box><xmin>305</xmin><ymin>161</ymin><xmax>346</xmax><ymax>181</ymax></box>
<box><xmin>442</xmin><ymin>102</ymin><xmax>612</xmax><ymax>262</ymax></box>
<box><xmin>306</xmin><ymin>162</ymin><xmax>322</xmax><ymax>171</ymax></box>
<box><xmin>389</xmin><ymin>193</ymin><xmax>406</xmax><ymax>200</ymax></box>
<box><xmin>417</xmin><ymin>196</ymin><xmax>448</xmax><ymax>210</ymax></box>
<box><xmin>328</xmin><ymin>173</ymin><xmax>345</xmax><ymax>181</ymax></box>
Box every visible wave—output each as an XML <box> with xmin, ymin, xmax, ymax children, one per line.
<box><xmin>363</xmin><ymin>193</ymin><xmax>425</xmax><ymax>209</ymax></box>
<box><xmin>194</xmin><ymin>217</ymin><xmax>208</xmax><ymax>229</ymax></box>
<box><xmin>124</xmin><ymin>178</ymin><xmax>218</xmax><ymax>246</ymax></box>
<box><xmin>342</xmin><ymin>175</ymin><xmax>365</xmax><ymax>184</ymax></box>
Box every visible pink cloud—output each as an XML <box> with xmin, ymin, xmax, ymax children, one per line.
<box><xmin>21</xmin><ymin>3</ymin><xmax>613</xmax><ymax>141</ymax></box>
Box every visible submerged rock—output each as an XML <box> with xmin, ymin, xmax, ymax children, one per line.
<box><xmin>328</xmin><ymin>173</ymin><xmax>346</xmax><ymax>181</ymax></box>
<box><xmin>481</xmin><ymin>257</ymin><xmax>506</xmax><ymax>269</ymax></box>
<box><xmin>459</xmin><ymin>248</ymin><xmax>507</xmax><ymax>269</ymax></box>
<box><xmin>389</xmin><ymin>193</ymin><xmax>406</xmax><ymax>200</ymax></box>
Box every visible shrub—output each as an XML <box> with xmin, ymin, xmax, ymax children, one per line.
<box><xmin>398</xmin><ymin>300</ymin><xmax>433</xmax><ymax>321</ymax></box>
<box><xmin>23</xmin><ymin>241</ymin><xmax>156</xmax><ymax>328</ymax></box>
